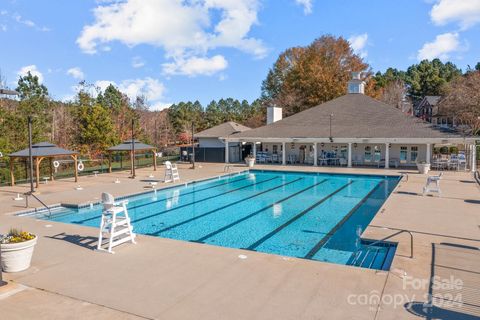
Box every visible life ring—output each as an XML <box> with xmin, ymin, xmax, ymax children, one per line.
<box><xmin>53</xmin><ymin>160</ymin><xmax>60</xmax><ymax>168</ymax></box>
<box><xmin>77</xmin><ymin>162</ymin><xmax>85</xmax><ymax>171</ymax></box>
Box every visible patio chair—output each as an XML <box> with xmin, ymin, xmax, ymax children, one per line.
<box><xmin>164</xmin><ymin>161</ymin><xmax>180</xmax><ymax>183</ymax></box>
<box><xmin>97</xmin><ymin>193</ymin><xmax>136</xmax><ymax>254</ymax></box>
<box><xmin>423</xmin><ymin>172</ymin><xmax>443</xmax><ymax>196</ymax></box>
<box><xmin>339</xmin><ymin>158</ymin><xmax>347</xmax><ymax>166</ymax></box>
<box><xmin>352</xmin><ymin>155</ymin><xmax>362</xmax><ymax>166</ymax></box>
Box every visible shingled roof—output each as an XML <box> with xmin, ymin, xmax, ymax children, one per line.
<box><xmin>108</xmin><ymin>140</ymin><xmax>156</xmax><ymax>151</ymax></box>
<box><xmin>230</xmin><ymin>94</ymin><xmax>465</xmax><ymax>140</ymax></box>
<box><xmin>9</xmin><ymin>142</ymin><xmax>78</xmax><ymax>158</ymax></box>
<box><xmin>195</xmin><ymin>121</ymin><xmax>251</xmax><ymax>138</ymax></box>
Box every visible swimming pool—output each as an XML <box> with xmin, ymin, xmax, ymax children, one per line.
<box><xmin>31</xmin><ymin>170</ymin><xmax>400</xmax><ymax>268</ymax></box>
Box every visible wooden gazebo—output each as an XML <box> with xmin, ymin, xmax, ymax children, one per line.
<box><xmin>8</xmin><ymin>142</ymin><xmax>78</xmax><ymax>188</ymax></box>
<box><xmin>107</xmin><ymin>140</ymin><xmax>157</xmax><ymax>173</ymax></box>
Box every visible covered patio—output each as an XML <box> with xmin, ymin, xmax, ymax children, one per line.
<box><xmin>224</xmin><ymin>83</ymin><xmax>477</xmax><ymax>171</ymax></box>
<box><xmin>8</xmin><ymin>142</ymin><xmax>79</xmax><ymax>188</ymax></box>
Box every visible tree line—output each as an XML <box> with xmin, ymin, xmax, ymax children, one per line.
<box><xmin>1</xmin><ymin>34</ymin><xmax>479</xmax><ymax>158</ymax></box>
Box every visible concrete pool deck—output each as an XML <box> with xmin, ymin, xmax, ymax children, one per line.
<box><xmin>1</xmin><ymin>163</ymin><xmax>479</xmax><ymax>319</ymax></box>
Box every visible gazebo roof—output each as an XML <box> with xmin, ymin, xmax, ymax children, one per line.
<box><xmin>108</xmin><ymin>140</ymin><xmax>156</xmax><ymax>152</ymax></box>
<box><xmin>8</xmin><ymin>142</ymin><xmax>78</xmax><ymax>158</ymax></box>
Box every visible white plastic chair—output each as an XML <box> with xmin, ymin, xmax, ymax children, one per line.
<box><xmin>97</xmin><ymin>193</ymin><xmax>136</xmax><ymax>253</ymax></box>
<box><xmin>423</xmin><ymin>172</ymin><xmax>443</xmax><ymax>196</ymax></box>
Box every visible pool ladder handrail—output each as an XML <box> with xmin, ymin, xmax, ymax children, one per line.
<box><xmin>25</xmin><ymin>191</ymin><xmax>52</xmax><ymax>218</ymax></box>
<box><xmin>363</xmin><ymin>228</ymin><xmax>414</xmax><ymax>259</ymax></box>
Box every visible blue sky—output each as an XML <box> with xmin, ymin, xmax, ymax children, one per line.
<box><xmin>1</xmin><ymin>0</ymin><xmax>479</xmax><ymax>109</ymax></box>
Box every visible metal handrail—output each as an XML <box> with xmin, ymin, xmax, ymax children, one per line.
<box><xmin>364</xmin><ymin>228</ymin><xmax>414</xmax><ymax>259</ymax></box>
<box><xmin>25</xmin><ymin>192</ymin><xmax>52</xmax><ymax>217</ymax></box>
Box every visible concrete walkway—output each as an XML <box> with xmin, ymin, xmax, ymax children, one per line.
<box><xmin>1</xmin><ymin>164</ymin><xmax>479</xmax><ymax>319</ymax></box>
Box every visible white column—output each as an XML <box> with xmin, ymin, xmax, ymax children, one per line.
<box><xmin>313</xmin><ymin>143</ymin><xmax>318</xmax><ymax>166</ymax></box>
<box><xmin>347</xmin><ymin>142</ymin><xmax>352</xmax><ymax>168</ymax></box>
<box><xmin>282</xmin><ymin>142</ymin><xmax>286</xmax><ymax>165</ymax></box>
<box><xmin>426</xmin><ymin>143</ymin><xmax>431</xmax><ymax>164</ymax></box>
<box><xmin>471</xmin><ymin>144</ymin><xmax>477</xmax><ymax>172</ymax></box>
<box><xmin>224</xmin><ymin>140</ymin><xmax>229</xmax><ymax>163</ymax></box>
<box><xmin>253</xmin><ymin>142</ymin><xmax>257</xmax><ymax>159</ymax></box>
<box><xmin>385</xmin><ymin>143</ymin><xmax>390</xmax><ymax>169</ymax></box>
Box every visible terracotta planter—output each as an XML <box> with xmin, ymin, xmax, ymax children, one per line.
<box><xmin>1</xmin><ymin>236</ymin><xmax>37</xmax><ymax>272</ymax></box>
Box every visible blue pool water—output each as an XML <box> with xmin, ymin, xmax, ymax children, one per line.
<box><xmin>33</xmin><ymin>170</ymin><xmax>399</xmax><ymax>267</ymax></box>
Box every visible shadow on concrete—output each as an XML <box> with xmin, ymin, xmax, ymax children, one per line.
<box><xmin>404</xmin><ymin>242</ymin><xmax>480</xmax><ymax>319</ymax></box>
<box><xmin>464</xmin><ymin>199</ymin><xmax>480</xmax><ymax>204</ymax></box>
<box><xmin>45</xmin><ymin>232</ymin><xmax>97</xmax><ymax>250</ymax></box>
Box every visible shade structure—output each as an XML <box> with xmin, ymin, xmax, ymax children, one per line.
<box><xmin>107</xmin><ymin>140</ymin><xmax>157</xmax><ymax>174</ymax></box>
<box><xmin>108</xmin><ymin>140</ymin><xmax>156</xmax><ymax>152</ymax></box>
<box><xmin>8</xmin><ymin>142</ymin><xmax>79</xmax><ymax>188</ymax></box>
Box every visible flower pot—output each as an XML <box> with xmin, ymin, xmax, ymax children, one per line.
<box><xmin>245</xmin><ymin>158</ymin><xmax>255</xmax><ymax>168</ymax></box>
<box><xmin>417</xmin><ymin>163</ymin><xmax>430</xmax><ymax>175</ymax></box>
<box><xmin>1</xmin><ymin>236</ymin><xmax>37</xmax><ymax>272</ymax></box>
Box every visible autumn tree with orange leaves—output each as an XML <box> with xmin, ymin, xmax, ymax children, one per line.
<box><xmin>261</xmin><ymin>35</ymin><xmax>379</xmax><ymax>116</ymax></box>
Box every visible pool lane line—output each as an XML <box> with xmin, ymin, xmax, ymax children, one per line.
<box><xmin>147</xmin><ymin>177</ymin><xmax>305</xmax><ymax>236</ymax></box>
<box><xmin>132</xmin><ymin>176</ymin><xmax>281</xmax><ymax>225</ymax></box>
<box><xmin>303</xmin><ymin>180</ymin><xmax>384</xmax><ymax>259</ymax></box>
<box><xmin>245</xmin><ymin>181</ymin><xmax>355</xmax><ymax>251</ymax></box>
<box><xmin>71</xmin><ymin>174</ymin><xmax>252</xmax><ymax>224</ymax></box>
<box><xmin>126</xmin><ymin>174</ymin><xmax>251</xmax><ymax>211</ymax></box>
<box><xmin>194</xmin><ymin>179</ymin><xmax>329</xmax><ymax>243</ymax></box>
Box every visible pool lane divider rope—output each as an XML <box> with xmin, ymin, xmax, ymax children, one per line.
<box><xmin>194</xmin><ymin>179</ymin><xmax>329</xmax><ymax>243</ymax></box>
<box><xmin>72</xmin><ymin>174</ymin><xmax>252</xmax><ymax>224</ymax></box>
<box><xmin>132</xmin><ymin>176</ymin><xmax>281</xmax><ymax>225</ymax></box>
<box><xmin>303</xmin><ymin>180</ymin><xmax>385</xmax><ymax>259</ymax></box>
<box><xmin>245</xmin><ymin>181</ymin><xmax>355</xmax><ymax>251</ymax></box>
<box><xmin>147</xmin><ymin>177</ymin><xmax>305</xmax><ymax>236</ymax></box>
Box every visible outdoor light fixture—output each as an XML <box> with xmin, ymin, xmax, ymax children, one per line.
<box><xmin>353</xmin><ymin>143</ymin><xmax>357</xmax><ymax>148</ymax></box>
<box><xmin>321</xmin><ymin>143</ymin><xmax>325</xmax><ymax>147</ymax></box>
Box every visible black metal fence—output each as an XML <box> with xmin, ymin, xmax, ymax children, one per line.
<box><xmin>0</xmin><ymin>152</ymin><xmax>180</xmax><ymax>187</ymax></box>
<box><xmin>180</xmin><ymin>147</ymin><xmax>226</xmax><ymax>163</ymax></box>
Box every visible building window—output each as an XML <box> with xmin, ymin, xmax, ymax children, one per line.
<box><xmin>273</xmin><ymin>145</ymin><xmax>278</xmax><ymax>154</ymax></box>
<box><xmin>364</xmin><ymin>146</ymin><xmax>372</xmax><ymax>162</ymax></box>
<box><xmin>374</xmin><ymin>146</ymin><xmax>381</xmax><ymax>162</ymax></box>
<box><xmin>340</xmin><ymin>145</ymin><xmax>347</xmax><ymax>159</ymax></box>
<box><xmin>400</xmin><ymin>146</ymin><xmax>408</xmax><ymax>163</ymax></box>
<box><xmin>410</xmin><ymin>146</ymin><xmax>418</xmax><ymax>162</ymax></box>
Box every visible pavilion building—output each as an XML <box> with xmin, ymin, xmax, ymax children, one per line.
<box><xmin>224</xmin><ymin>73</ymin><xmax>477</xmax><ymax>171</ymax></box>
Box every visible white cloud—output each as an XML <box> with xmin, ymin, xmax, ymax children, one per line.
<box><xmin>17</xmin><ymin>65</ymin><xmax>44</xmax><ymax>83</ymax></box>
<box><xmin>348</xmin><ymin>33</ymin><xmax>369</xmax><ymax>58</ymax></box>
<box><xmin>295</xmin><ymin>0</ymin><xmax>313</xmax><ymax>14</ymax></box>
<box><xmin>67</xmin><ymin>67</ymin><xmax>85</xmax><ymax>80</ymax></box>
<box><xmin>430</xmin><ymin>0</ymin><xmax>480</xmax><ymax>29</ymax></box>
<box><xmin>77</xmin><ymin>0</ymin><xmax>266</xmax><ymax>75</ymax></box>
<box><xmin>417</xmin><ymin>32</ymin><xmax>462</xmax><ymax>60</ymax></box>
<box><xmin>13</xmin><ymin>14</ymin><xmax>50</xmax><ymax>32</ymax></box>
<box><xmin>95</xmin><ymin>77</ymin><xmax>165</xmax><ymax>103</ymax></box>
<box><xmin>151</xmin><ymin>102</ymin><xmax>173</xmax><ymax>111</ymax></box>
<box><xmin>131</xmin><ymin>56</ymin><xmax>145</xmax><ymax>68</ymax></box>
<box><xmin>162</xmin><ymin>55</ymin><xmax>228</xmax><ymax>77</ymax></box>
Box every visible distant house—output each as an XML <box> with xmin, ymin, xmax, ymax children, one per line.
<box><xmin>182</xmin><ymin>121</ymin><xmax>251</xmax><ymax>163</ymax></box>
<box><xmin>414</xmin><ymin>96</ymin><xmax>454</xmax><ymax>128</ymax></box>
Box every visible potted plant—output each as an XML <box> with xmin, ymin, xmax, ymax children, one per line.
<box><xmin>245</xmin><ymin>155</ymin><xmax>255</xmax><ymax>168</ymax></box>
<box><xmin>0</xmin><ymin>229</ymin><xmax>37</xmax><ymax>272</ymax></box>
<box><xmin>416</xmin><ymin>161</ymin><xmax>430</xmax><ymax>174</ymax></box>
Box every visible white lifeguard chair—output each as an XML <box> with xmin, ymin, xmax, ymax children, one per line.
<box><xmin>423</xmin><ymin>172</ymin><xmax>443</xmax><ymax>196</ymax></box>
<box><xmin>164</xmin><ymin>161</ymin><xmax>180</xmax><ymax>183</ymax></box>
<box><xmin>97</xmin><ymin>193</ymin><xmax>136</xmax><ymax>253</ymax></box>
